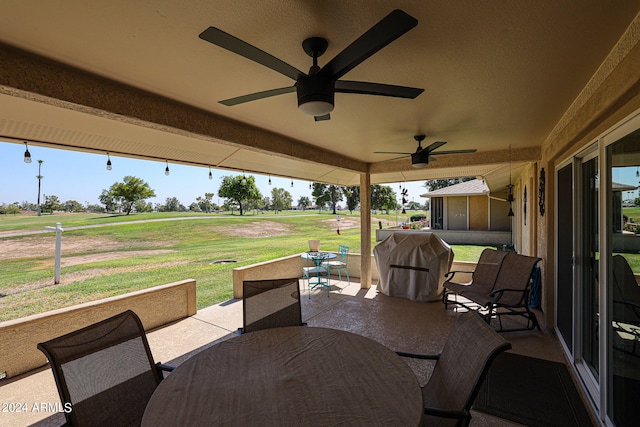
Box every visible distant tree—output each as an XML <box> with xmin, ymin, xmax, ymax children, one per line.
<box><xmin>20</xmin><ymin>200</ymin><xmax>36</xmax><ymax>211</ymax></box>
<box><xmin>104</xmin><ymin>176</ymin><xmax>156</xmax><ymax>215</ymax></box>
<box><xmin>189</xmin><ymin>202</ymin><xmax>201</xmax><ymax>212</ymax></box>
<box><xmin>196</xmin><ymin>192</ymin><xmax>215</xmax><ymax>213</ymax></box>
<box><xmin>134</xmin><ymin>200</ymin><xmax>153</xmax><ymax>213</ymax></box>
<box><xmin>246</xmin><ymin>197</ymin><xmax>264</xmax><ymax>214</ymax></box>
<box><xmin>218</xmin><ymin>175</ymin><xmax>261</xmax><ymax>216</ymax></box>
<box><xmin>635</xmin><ymin>197</ymin><xmax>640</xmax><ymax>206</ymax></box>
<box><xmin>327</xmin><ymin>185</ymin><xmax>343</xmax><ymax>214</ymax></box>
<box><xmin>423</xmin><ymin>177</ymin><xmax>474</xmax><ymax>192</ymax></box>
<box><xmin>221</xmin><ymin>200</ymin><xmax>236</xmax><ymax>213</ymax></box>
<box><xmin>160</xmin><ymin>197</ymin><xmax>185</xmax><ymax>212</ymax></box>
<box><xmin>371</xmin><ymin>185</ymin><xmax>396</xmax><ymax>213</ymax></box>
<box><xmin>99</xmin><ymin>189</ymin><xmax>118</xmax><ymax>212</ymax></box>
<box><xmin>262</xmin><ymin>197</ymin><xmax>271</xmax><ymax>211</ymax></box>
<box><xmin>86</xmin><ymin>204</ymin><xmax>106</xmax><ymax>213</ymax></box>
<box><xmin>312</xmin><ymin>183</ymin><xmax>329</xmax><ymax>213</ymax></box>
<box><xmin>343</xmin><ymin>186</ymin><xmax>360</xmax><ymax>213</ymax></box>
<box><xmin>0</xmin><ymin>203</ymin><xmax>20</xmax><ymax>215</ymax></box>
<box><xmin>297</xmin><ymin>196</ymin><xmax>311</xmax><ymax>210</ymax></box>
<box><xmin>271</xmin><ymin>187</ymin><xmax>293</xmax><ymax>213</ymax></box>
<box><xmin>64</xmin><ymin>200</ymin><xmax>85</xmax><ymax>212</ymax></box>
<box><xmin>42</xmin><ymin>195</ymin><xmax>63</xmax><ymax>213</ymax></box>
<box><xmin>407</xmin><ymin>201</ymin><xmax>422</xmax><ymax>210</ymax></box>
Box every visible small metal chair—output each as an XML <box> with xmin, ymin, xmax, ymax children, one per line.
<box><xmin>321</xmin><ymin>245</ymin><xmax>350</xmax><ymax>286</ymax></box>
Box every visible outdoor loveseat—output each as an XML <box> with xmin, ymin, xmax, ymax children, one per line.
<box><xmin>443</xmin><ymin>249</ymin><xmax>542</xmax><ymax>332</ymax></box>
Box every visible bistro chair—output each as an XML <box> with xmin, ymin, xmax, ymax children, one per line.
<box><xmin>396</xmin><ymin>311</ymin><xmax>511</xmax><ymax>426</ymax></box>
<box><xmin>37</xmin><ymin>310</ymin><xmax>175</xmax><ymax>427</ymax></box>
<box><xmin>321</xmin><ymin>244</ymin><xmax>350</xmax><ymax>286</ymax></box>
<box><xmin>239</xmin><ymin>277</ymin><xmax>306</xmax><ymax>334</ymax></box>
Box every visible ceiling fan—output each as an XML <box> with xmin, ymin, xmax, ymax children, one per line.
<box><xmin>199</xmin><ymin>9</ymin><xmax>424</xmax><ymax>121</ymax></box>
<box><xmin>375</xmin><ymin>135</ymin><xmax>478</xmax><ymax>168</ymax></box>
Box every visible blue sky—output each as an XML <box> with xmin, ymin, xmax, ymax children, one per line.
<box><xmin>0</xmin><ymin>141</ymin><xmax>430</xmax><ymax>208</ymax></box>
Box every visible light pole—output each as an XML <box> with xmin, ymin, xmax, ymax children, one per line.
<box><xmin>36</xmin><ymin>160</ymin><xmax>43</xmax><ymax>216</ymax></box>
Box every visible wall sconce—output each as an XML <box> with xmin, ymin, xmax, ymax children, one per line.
<box><xmin>106</xmin><ymin>153</ymin><xmax>112</xmax><ymax>171</ymax></box>
<box><xmin>23</xmin><ymin>142</ymin><xmax>32</xmax><ymax>163</ymax></box>
<box><xmin>165</xmin><ymin>160</ymin><xmax>170</xmax><ymax>176</ymax></box>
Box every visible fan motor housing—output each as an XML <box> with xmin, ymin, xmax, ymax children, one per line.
<box><xmin>411</xmin><ymin>151</ymin><xmax>429</xmax><ymax>168</ymax></box>
<box><xmin>296</xmin><ymin>75</ymin><xmax>335</xmax><ymax>112</ymax></box>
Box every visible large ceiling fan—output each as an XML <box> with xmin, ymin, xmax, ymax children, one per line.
<box><xmin>199</xmin><ymin>9</ymin><xmax>424</xmax><ymax>121</ymax></box>
<box><xmin>375</xmin><ymin>135</ymin><xmax>477</xmax><ymax>168</ymax></box>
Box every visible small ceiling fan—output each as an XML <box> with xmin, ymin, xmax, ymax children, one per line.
<box><xmin>199</xmin><ymin>9</ymin><xmax>424</xmax><ymax>121</ymax></box>
<box><xmin>375</xmin><ymin>135</ymin><xmax>478</xmax><ymax>168</ymax></box>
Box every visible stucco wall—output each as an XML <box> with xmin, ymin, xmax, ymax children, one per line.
<box><xmin>0</xmin><ymin>279</ymin><xmax>196</xmax><ymax>380</ymax></box>
<box><xmin>537</xmin><ymin>13</ymin><xmax>640</xmax><ymax>329</ymax></box>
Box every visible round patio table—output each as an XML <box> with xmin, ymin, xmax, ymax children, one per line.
<box><xmin>142</xmin><ymin>326</ymin><xmax>423</xmax><ymax>426</ymax></box>
<box><xmin>301</xmin><ymin>251</ymin><xmax>336</xmax><ymax>292</ymax></box>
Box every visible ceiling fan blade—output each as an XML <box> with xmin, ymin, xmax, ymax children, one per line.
<box><xmin>380</xmin><ymin>155</ymin><xmax>411</xmax><ymax>162</ymax></box>
<box><xmin>318</xmin><ymin>9</ymin><xmax>418</xmax><ymax>81</ymax></box>
<box><xmin>374</xmin><ymin>151</ymin><xmax>413</xmax><ymax>155</ymax></box>
<box><xmin>335</xmin><ymin>81</ymin><xmax>423</xmax><ymax>98</ymax></box>
<box><xmin>314</xmin><ymin>114</ymin><xmax>331</xmax><ymax>121</ymax></box>
<box><xmin>220</xmin><ymin>86</ymin><xmax>296</xmax><ymax>106</ymax></box>
<box><xmin>431</xmin><ymin>149</ymin><xmax>478</xmax><ymax>155</ymax></box>
<box><xmin>199</xmin><ymin>27</ymin><xmax>305</xmax><ymax>81</ymax></box>
<box><xmin>423</xmin><ymin>141</ymin><xmax>447</xmax><ymax>152</ymax></box>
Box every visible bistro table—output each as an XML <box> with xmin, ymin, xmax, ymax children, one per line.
<box><xmin>142</xmin><ymin>326</ymin><xmax>423</xmax><ymax>426</ymax></box>
<box><xmin>301</xmin><ymin>251</ymin><xmax>336</xmax><ymax>293</ymax></box>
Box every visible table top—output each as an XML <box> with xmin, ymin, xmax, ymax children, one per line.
<box><xmin>142</xmin><ymin>326</ymin><xmax>423</xmax><ymax>426</ymax></box>
<box><xmin>301</xmin><ymin>251</ymin><xmax>337</xmax><ymax>261</ymax></box>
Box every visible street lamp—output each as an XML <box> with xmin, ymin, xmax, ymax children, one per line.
<box><xmin>36</xmin><ymin>160</ymin><xmax>43</xmax><ymax>216</ymax></box>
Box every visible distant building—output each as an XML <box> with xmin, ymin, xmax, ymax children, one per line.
<box><xmin>420</xmin><ymin>179</ymin><xmax>511</xmax><ymax>232</ymax></box>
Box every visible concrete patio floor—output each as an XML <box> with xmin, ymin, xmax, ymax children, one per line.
<box><xmin>1</xmin><ymin>278</ymin><xmax>586</xmax><ymax>427</ymax></box>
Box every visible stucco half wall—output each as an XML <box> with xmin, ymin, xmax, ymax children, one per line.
<box><xmin>0</xmin><ymin>279</ymin><xmax>196</xmax><ymax>380</ymax></box>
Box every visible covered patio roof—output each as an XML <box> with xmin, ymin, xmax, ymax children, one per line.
<box><xmin>0</xmin><ymin>1</ymin><xmax>637</xmax><ymax>191</ymax></box>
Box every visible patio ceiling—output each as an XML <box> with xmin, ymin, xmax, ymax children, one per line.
<box><xmin>0</xmin><ymin>1</ymin><xmax>638</xmax><ymax>190</ymax></box>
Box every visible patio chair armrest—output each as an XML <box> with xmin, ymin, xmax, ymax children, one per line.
<box><xmin>423</xmin><ymin>406</ymin><xmax>471</xmax><ymax>421</ymax></box>
<box><xmin>157</xmin><ymin>363</ymin><xmax>175</xmax><ymax>371</ymax></box>
<box><xmin>444</xmin><ymin>270</ymin><xmax>474</xmax><ymax>281</ymax></box>
<box><xmin>395</xmin><ymin>351</ymin><xmax>440</xmax><ymax>360</ymax></box>
<box><xmin>488</xmin><ymin>287</ymin><xmax>527</xmax><ymax>298</ymax></box>
<box><xmin>156</xmin><ymin>362</ymin><xmax>176</xmax><ymax>379</ymax></box>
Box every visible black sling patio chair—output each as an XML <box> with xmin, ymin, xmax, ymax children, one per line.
<box><xmin>238</xmin><ymin>277</ymin><xmax>306</xmax><ymax>334</ymax></box>
<box><xmin>396</xmin><ymin>311</ymin><xmax>512</xmax><ymax>426</ymax></box>
<box><xmin>37</xmin><ymin>310</ymin><xmax>174</xmax><ymax>427</ymax></box>
<box><xmin>443</xmin><ymin>248</ymin><xmax>508</xmax><ymax>308</ymax></box>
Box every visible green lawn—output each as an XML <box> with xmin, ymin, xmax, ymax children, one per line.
<box><xmin>0</xmin><ymin>210</ymin><xmax>484</xmax><ymax>321</ymax></box>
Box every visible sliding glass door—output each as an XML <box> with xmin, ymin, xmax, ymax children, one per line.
<box><xmin>558</xmin><ymin>112</ymin><xmax>640</xmax><ymax>426</ymax></box>
<box><xmin>605</xmin><ymin>126</ymin><xmax>640</xmax><ymax>427</ymax></box>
